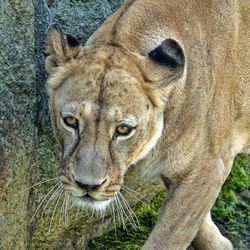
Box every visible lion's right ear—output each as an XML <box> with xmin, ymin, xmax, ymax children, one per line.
<box><xmin>139</xmin><ymin>38</ymin><xmax>185</xmax><ymax>83</ymax></box>
<box><xmin>45</xmin><ymin>24</ymin><xmax>81</xmax><ymax>74</ymax></box>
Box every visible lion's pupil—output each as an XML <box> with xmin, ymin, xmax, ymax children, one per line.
<box><xmin>117</xmin><ymin>125</ymin><xmax>129</xmax><ymax>134</ymax></box>
<box><xmin>67</xmin><ymin>117</ymin><xmax>75</xmax><ymax>125</ymax></box>
<box><xmin>64</xmin><ymin>116</ymin><xmax>78</xmax><ymax>128</ymax></box>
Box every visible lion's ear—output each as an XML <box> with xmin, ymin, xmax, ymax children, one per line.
<box><xmin>149</xmin><ymin>39</ymin><xmax>185</xmax><ymax>74</ymax></box>
<box><xmin>139</xmin><ymin>38</ymin><xmax>185</xmax><ymax>83</ymax></box>
<box><xmin>137</xmin><ymin>39</ymin><xmax>185</xmax><ymax>106</ymax></box>
<box><xmin>45</xmin><ymin>24</ymin><xmax>81</xmax><ymax>74</ymax></box>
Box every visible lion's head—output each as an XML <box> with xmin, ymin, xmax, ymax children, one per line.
<box><xmin>45</xmin><ymin>25</ymin><xmax>185</xmax><ymax>211</ymax></box>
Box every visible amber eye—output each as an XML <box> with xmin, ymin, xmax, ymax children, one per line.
<box><xmin>63</xmin><ymin>116</ymin><xmax>78</xmax><ymax>129</ymax></box>
<box><xmin>115</xmin><ymin>125</ymin><xmax>133</xmax><ymax>136</ymax></box>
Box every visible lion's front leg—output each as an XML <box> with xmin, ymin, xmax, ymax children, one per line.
<box><xmin>142</xmin><ymin>158</ymin><xmax>229</xmax><ymax>250</ymax></box>
<box><xmin>191</xmin><ymin>212</ymin><xmax>233</xmax><ymax>250</ymax></box>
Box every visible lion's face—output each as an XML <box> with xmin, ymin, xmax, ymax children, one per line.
<box><xmin>48</xmin><ymin>53</ymin><xmax>164</xmax><ymax>210</ymax></box>
<box><xmin>45</xmin><ymin>25</ymin><xmax>184</xmax><ymax>210</ymax></box>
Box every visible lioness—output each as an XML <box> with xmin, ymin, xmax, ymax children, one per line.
<box><xmin>45</xmin><ymin>0</ymin><xmax>250</xmax><ymax>249</ymax></box>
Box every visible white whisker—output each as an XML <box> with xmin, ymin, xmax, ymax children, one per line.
<box><xmin>114</xmin><ymin>196</ymin><xmax>122</xmax><ymax>227</ymax></box>
<box><xmin>41</xmin><ymin>184</ymin><xmax>62</xmax><ymax>218</ymax></box>
<box><xmin>111</xmin><ymin>199</ymin><xmax>117</xmax><ymax>235</ymax></box>
<box><xmin>75</xmin><ymin>204</ymin><xmax>81</xmax><ymax>221</ymax></box>
<box><xmin>121</xmin><ymin>186</ymin><xmax>151</xmax><ymax>210</ymax></box>
<box><xmin>30</xmin><ymin>182</ymin><xmax>61</xmax><ymax>223</ymax></box>
<box><xmin>62</xmin><ymin>192</ymin><xmax>67</xmax><ymax>225</ymax></box>
<box><xmin>63</xmin><ymin>192</ymin><xmax>69</xmax><ymax>225</ymax></box>
<box><xmin>122</xmin><ymin>185</ymin><xmax>149</xmax><ymax>203</ymax></box>
<box><xmin>49</xmin><ymin>189</ymin><xmax>64</xmax><ymax>233</ymax></box>
<box><xmin>25</xmin><ymin>177</ymin><xmax>59</xmax><ymax>191</ymax></box>
<box><xmin>117</xmin><ymin>193</ymin><xmax>135</xmax><ymax>229</ymax></box>
<box><xmin>65</xmin><ymin>193</ymin><xmax>70</xmax><ymax>223</ymax></box>
<box><xmin>90</xmin><ymin>208</ymin><xmax>95</xmax><ymax>220</ymax></box>
<box><xmin>118</xmin><ymin>192</ymin><xmax>140</xmax><ymax>229</ymax></box>
<box><xmin>101</xmin><ymin>204</ymin><xmax>106</xmax><ymax>222</ymax></box>
<box><xmin>115</xmin><ymin>195</ymin><xmax>127</xmax><ymax>231</ymax></box>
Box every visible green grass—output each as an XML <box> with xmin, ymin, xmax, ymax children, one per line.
<box><xmin>212</xmin><ymin>154</ymin><xmax>250</xmax><ymax>246</ymax></box>
<box><xmin>89</xmin><ymin>154</ymin><xmax>250</xmax><ymax>249</ymax></box>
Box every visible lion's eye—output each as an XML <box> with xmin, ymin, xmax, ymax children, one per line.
<box><xmin>63</xmin><ymin>116</ymin><xmax>78</xmax><ymax>129</ymax></box>
<box><xmin>116</xmin><ymin>125</ymin><xmax>133</xmax><ymax>136</ymax></box>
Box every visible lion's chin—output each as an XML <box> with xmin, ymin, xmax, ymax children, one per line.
<box><xmin>73</xmin><ymin>195</ymin><xmax>112</xmax><ymax>212</ymax></box>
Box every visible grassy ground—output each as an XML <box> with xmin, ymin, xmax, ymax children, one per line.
<box><xmin>212</xmin><ymin>154</ymin><xmax>250</xmax><ymax>249</ymax></box>
<box><xmin>88</xmin><ymin>154</ymin><xmax>250</xmax><ymax>250</ymax></box>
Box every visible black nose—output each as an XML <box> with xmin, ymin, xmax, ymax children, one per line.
<box><xmin>75</xmin><ymin>178</ymin><xmax>107</xmax><ymax>192</ymax></box>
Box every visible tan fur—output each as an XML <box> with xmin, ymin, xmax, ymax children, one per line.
<box><xmin>45</xmin><ymin>0</ymin><xmax>250</xmax><ymax>249</ymax></box>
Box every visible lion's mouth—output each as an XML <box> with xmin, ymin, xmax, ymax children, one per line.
<box><xmin>81</xmin><ymin>193</ymin><xmax>98</xmax><ymax>202</ymax></box>
<box><xmin>73</xmin><ymin>193</ymin><xmax>112</xmax><ymax>211</ymax></box>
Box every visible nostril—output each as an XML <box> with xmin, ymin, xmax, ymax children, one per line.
<box><xmin>75</xmin><ymin>180</ymin><xmax>94</xmax><ymax>191</ymax></box>
<box><xmin>101</xmin><ymin>177</ymin><xmax>107</xmax><ymax>185</ymax></box>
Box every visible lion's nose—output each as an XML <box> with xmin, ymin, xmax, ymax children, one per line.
<box><xmin>75</xmin><ymin>178</ymin><xmax>107</xmax><ymax>192</ymax></box>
